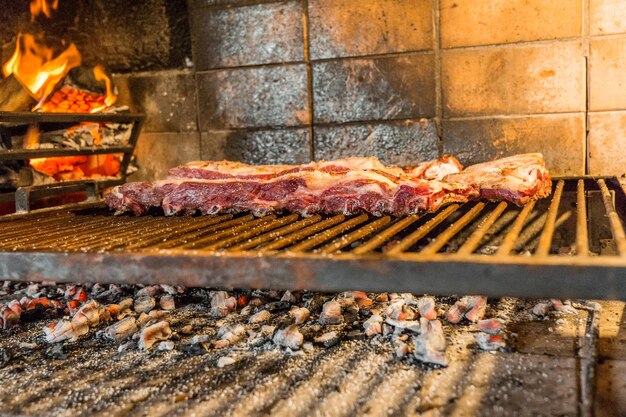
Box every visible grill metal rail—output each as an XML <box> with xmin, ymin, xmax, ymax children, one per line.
<box><xmin>1</xmin><ymin>177</ymin><xmax>626</xmax><ymax>299</ymax></box>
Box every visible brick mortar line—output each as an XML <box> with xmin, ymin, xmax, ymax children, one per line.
<box><xmin>443</xmin><ymin>111</ymin><xmax>586</xmax><ymax>121</ymax></box>
<box><xmin>188</xmin><ymin>0</ymin><xmax>289</xmax><ymax>13</ymax></box>
<box><xmin>302</xmin><ymin>0</ymin><xmax>315</xmax><ymax>161</ymax></box>
<box><xmin>433</xmin><ymin>0</ymin><xmax>443</xmax><ymax>157</ymax></box>
<box><xmin>583</xmin><ymin>0</ymin><xmax>591</xmax><ymax>176</ymax></box>
<box><xmin>440</xmin><ymin>36</ymin><xmax>584</xmax><ymax>52</ymax></box>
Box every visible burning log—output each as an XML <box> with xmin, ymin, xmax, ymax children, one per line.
<box><xmin>0</xmin><ymin>75</ymin><xmax>36</xmax><ymax>112</ymax></box>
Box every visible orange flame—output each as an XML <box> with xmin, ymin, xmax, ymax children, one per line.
<box><xmin>30</xmin><ymin>0</ymin><xmax>59</xmax><ymax>20</ymax></box>
<box><xmin>91</xmin><ymin>65</ymin><xmax>117</xmax><ymax>112</ymax></box>
<box><xmin>2</xmin><ymin>33</ymin><xmax>81</xmax><ymax>104</ymax></box>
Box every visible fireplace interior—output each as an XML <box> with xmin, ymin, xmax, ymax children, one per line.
<box><xmin>1</xmin><ymin>1</ymin><xmax>626</xmax><ymax>416</ymax></box>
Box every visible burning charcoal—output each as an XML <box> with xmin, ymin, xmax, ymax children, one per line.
<box><xmin>464</xmin><ymin>296</ymin><xmax>487</xmax><ymax>322</ymax></box>
<box><xmin>210</xmin><ymin>291</ymin><xmax>236</xmax><ymax>317</ymax></box>
<box><xmin>107</xmin><ymin>298</ymin><xmax>133</xmax><ymax>319</ymax></box>
<box><xmin>319</xmin><ymin>300</ymin><xmax>343</xmax><ymax>325</ymax></box>
<box><xmin>395</xmin><ymin>341</ymin><xmax>410</xmax><ymax>358</ymax></box>
<box><xmin>385</xmin><ymin>299</ymin><xmax>415</xmax><ymax>321</ymax></box>
<box><xmin>159</xmin><ymin>295</ymin><xmax>175</xmax><ymax>311</ymax></box>
<box><xmin>342</xmin><ymin>291</ymin><xmax>372</xmax><ymax>308</ymax></box>
<box><xmin>261</xmin><ymin>325</ymin><xmax>276</xmax><ymax>336</ymax></box>
<box><xmin>476</xmin><ymin>333</ymin><xmax>506</xmax><ymax>351</ymax></box>
<box><xmin>417</xmin><ymin>297</ymin><xmax>437</xmax><ymax>321</ymax></box>
<box><xmin>26</xmin><ymin>284</ymin><xmax>40</xmax><ymax>297</ymax></box>
<box><xmin>264</xmin><ymin>301</ymin><xmax>291</xmax><ymax>312</ymax></box>
<box><xmin>138</xmin><ymin>321</ymin><xmax>172</xmax><ymax>350</ymax></box>
<box><xmin>376</xmin><ymin>293</ymin><xmax>389</xmax><ymax>302</ymax></box>
<box><xmin>72</xmin><ymin>300</ymin><xmax>103</xmax><ymax>327</ymax></box>
<box><xmin>337</xmin><ymin>295</ymin><xmax>356</xmax><ymax>308</ymax></box>
<box><xmin>137</xmin><ymin>285</ymin><xmax>161</xmax><ymax>297</ymax></box>
<box><xmin>273</xmin><ymin>324</ymin><xmax>304</xmax><ymax>350</ymax></box>
<box><xmin>314</xmin><ymin>331</ymin><xmax>340</xmax><ymax>347</ymax></box>
<box><xmin>385</xmin><ymin>318</ymin><xmax>421</xmax><ymax>333</ymax></box>
<box><xmin>289</xmin><ymin>307</ymin><xmax>310</xmax><ymax>324</ymax></box>
<box><xmin>215</xmin><ymin>323</ymin><xmax>246</xmax><ymax>348</ymax></box>
<box><xmin>1</xmin><ymin>306</ymin><xmax>20</xmax><ymax>329</ymax></box>
<box><xmin>103</xmin><ymin>317</ymin><xmax>138</xmax><ymax>342</ymax></box>
<box><xmin>217</xmin><ymin>356</ymin><xmax>237</xmax><ymax>368</ymax></box>
<box><xmin>414</xmin><ymin>318</ymin><xmax>447</xmax><ymax>367</ymax></box>
<box><xmin>363</xmin><ymin>314</ymin><xmax>383</xmax><ymax>336</ymax></box>
<box><xmin>550</xmin><ymin>299</ymin><xmax>577</xmax><ymax>314</ymax></box>
<box><xmin>158</xmin><ymin>341</ymin><xmax>175</xmax><ymax>351</ymax></box>
<box><xmin>477</xmin><ymin>318</ymin><xmax>504</xmax><ymax>335</ymax></box>
<box><xmin>238</xmin><ymin>294</ymin><xmax>250</xmax><ymax>308</ymax></box>
<box><xmin>134</xmin><ymin>295</ymin><xmax>156</xmax><ymax>314</ymax></box>
<box><xmin>303</xmin><ymin>294</ymin><xmax>327</xmax><ymax>314</ymax></box>
<box><xmin>249</xmin><ymin>309</ymin><xmax>271</xmax><ymax>324</ymax></box>
<box><xmin>44</xmin><ymin>319</ymin><xmax>89</xmax><ymax>343</ymax></box>
<box><xmin>8</xmin><ymin>300</ymin><xmax>23</xmax><ymax>315</ymax></box>
<box><xmin>447</xmin><ymin>296</ymin><xmax>487</xmax><ymax>323</ymax></box>
<box><xmin>532</xmin><ymin>302</ymin><xmax>552</xmax><ymax>317</ymax></box>
<box><xmin>281</xmin><ymin>291</ymin><xmax>297</xmax><ymax>304</ymax></box>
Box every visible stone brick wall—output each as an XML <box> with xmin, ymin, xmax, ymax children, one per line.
<box><xmin>112</xmin><ymin>0</ymin><xmax>626</xmax><ymax>179</ymax></box>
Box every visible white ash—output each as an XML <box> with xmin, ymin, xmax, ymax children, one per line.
<box><xmin>385</xmin><ymin>318</ymin><xmax>421</xmax><ymax>333</ymax></box>
<box><xmin>217</xmin><ymin>356</ymin><xmax>237</xmax><ymax>368</ymax></box>
<box><xmin>476</xmin><ymin>333</ymin><xmax>506</xmax><ymax>351</ymax></box>
<box><xmin>157</xmin><ymin>341</ymin><xmax>175</xmax><ymax>351</ymax></box>
<box><xmin>363</xmin><ymin>314</ymin><xmax>383</xmax><ymax>336</ymax></box>
<box><xmin>417</xmin><ymin>296</ymin><xmax>437</xmax><ymax>320</ymax></box>
<box><xmin>414</xmin><ymin>318</ymin><xmax>447</xmax><ymax>366</ymax></box>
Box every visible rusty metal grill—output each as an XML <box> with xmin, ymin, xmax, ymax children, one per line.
<box><xmin>1</xmin><ymin>177</ymin><xmax>626</xmax><ymax>299</ymax></box>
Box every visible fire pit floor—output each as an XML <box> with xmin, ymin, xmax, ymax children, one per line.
<box><xmin>0</xmin><ymin>287</ymin><xmax>624</xmax><ymax>417</ymax></box>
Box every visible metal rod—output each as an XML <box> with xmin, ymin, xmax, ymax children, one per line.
<box><xmin>420</xmin><ymin>203</ymin><xmax>485</xmax><ymax>255</ymax></box>
<box><xmin>386</xmin><ymin>204</ymin><xmax>460</xmax><ymax>254</ymax></box>
<box><xmin>577</xmin><ymin>179</ymin><xmax>589</xmax><ymax>256</ymax></box>
<box><xmin>351</xmin><ymin>215</ymin><xmax>420</xmax><ymax>255</ymax></box>
<box><xmin>178</xmin><ymin>215</ymin><xmax>278</xmax><ymax>249</ymax></box>
<box><xmin>496</xmin><ymin>200</ymin><xmax>537</xmax><ymax>256</ymax></box>
<box><xmin>227</xmin><ymin>216</ymin><xmax>323</xmax><ymax>251</ymax></box>
<box><xmin>154</xmin><ymin>215</ymin><xmax>255</xmax><ymax>249</ymax></box>
<box><xmin>317</xmin><ymin>216</ymin><xmax>391</xmax><ymax>254</ymax></box>
<box><xmin>259</xmin><ymin>215</ymin><xmax>346</xmax><ymax>252</ymax></box>
<box><xmin>597</xmin><ymin>179</ymin><xmax>626</xmax><ymax>256</ymax></box>
<box><xmin>288</xmin><ymin>214</ymin><xmax>369</xmax><ymax>253</ymax></box>
<box><xmin>535</xmin><ymin>180</ymin><xmax>565</xmax><ymax>256</ymax></box>
<box><xmin>578</xmin><ymin>301</ymin><xmax>601</xmax><ymax>417</ymax></box>
<box><xmin>122</xmin><ymin>215</ymin><xmax>233</xmax><ymax>250</ymax></box>
<box><xmin>198</xmin><ymin>214</ymin><xmax>300</xmax><ymax>251</ymax></box>
<box><xmin>457</xmin><ymin>202</ymin><xmax>508</xmax><ymax>255</ymax></box>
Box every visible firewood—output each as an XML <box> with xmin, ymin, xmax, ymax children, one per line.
<box><xmin>0</xmin><ymin>75</ymin><xmax>36</xmax><ymax>112</ymax></box>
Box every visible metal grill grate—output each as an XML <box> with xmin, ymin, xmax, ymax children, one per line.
<box><xmin>1</xmin><ymin>177</ymin><xmax>625</xmax><ymax>299</ymax></box>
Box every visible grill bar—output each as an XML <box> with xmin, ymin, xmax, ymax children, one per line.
<box><xmin>316</xmin><ymin>215</ymin><xmax>391</xmax><ymax>254</ymax></box>
<box><xmin>577</xmin><ymin>179</ymin><xmax>589</xmax><ymax>256</ymax></box>
<box><xmin>155</xmin><ymin>215</ymin><xmax>255</xmax><ymax>249</ymax></box>
<box><xmin>536</xmin><ymin>180</ymin><xmax>565</xmax><ymax>256</ymax></box>
<box><xmin>420</xmin><ymin>202</ymin><xmax>485</xmax><ymax>255</ymax></box>
<box><xmin>199</xmin><ymin>214</ymin><xmax>300</xmax><ymax>250</ymax></box>
<box><xmin>228</xmin><ymin>215</ymin><xmax>322</xmax><ymax>251</ymax></box>
<box><xmin>597</xmin><ymin>179</ymin><xmax>626</xmax><ymax>256</ymax></box>
<box><xmin>351</xmin><ymin>215</ymin><xmax>419</xmax><ymax>254</ymax></box>
<box><xmin>387</xmin><ymin>204</ymin><xmax>460</xmax><ymax>254</ymax></box>
<box><xmin>1</xmin><ymin>177</ymin><xmax>626</xmax><ymax>299</ymax></box>
<box><xmin>288</xmin><ymin>214</ymin><xmax>369</xmax><ymax>252</ymax></box>
<box><xmin>457</xmin><ymin>201</ymin><xmax>508</xmax><ymax>255</ymax></box>
<box><xmin>496</xmin><ymin>200</ymin><xmax>537</xmax><ymax>256</ymax></box>
<box><xmin>259</xmin><ymin>215</ymin><xmax>346</xmax><ymax>252</ymax></box>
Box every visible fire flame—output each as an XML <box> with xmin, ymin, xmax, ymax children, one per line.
<box><xmin>2</xmin><ymin>33</ymin><xmax>81</xmax><ymax>104</ymax></box>
<box><xmin>30</xmin><ymin>0</ymin><xmax>59</xmax><ymax>20</ymax></box>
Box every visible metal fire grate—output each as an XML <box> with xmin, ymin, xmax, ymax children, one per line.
<box><xmin>1</xmin><ymin>177</ymin><xmax>625</xmax><ymax>299</ymax></box>
<box><xmin>0</xmin><ymin>111</ymin><xmax>144</xmax><ymax>212</ymax></box>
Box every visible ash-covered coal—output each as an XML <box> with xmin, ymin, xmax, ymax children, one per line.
<box><xmin>0</xmin><ymin>281</ymin><xmax>580</xmax><ymax>368</ymax></box>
